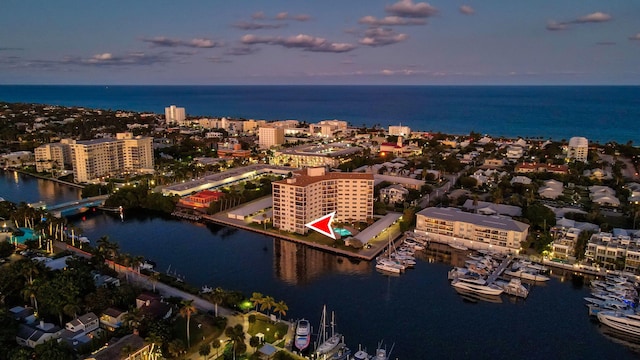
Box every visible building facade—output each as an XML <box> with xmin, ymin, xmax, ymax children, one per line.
<box><xmin>415</xmin><ymin>207</ymin><xmax>529</xmax><ymax>253</ymax></box>
<box><xmin>585</xmin><ymin>232</ymin><xmax>640</xmax><ymax>272</ymax></box>
<box><xmin>389</xmin><ymin>125</ymin><xmax>411</xmax><ymax>137</ymax></box>
<box><xmin>566</xmin><ymin>136</ymin><xmax>588</xmax><ymax>162</ymax></box>
<box><xmin>34</xmin><ymin>143</ymin><xmax>67</xmax><ymax>172</ymax></box>
<box><xmin>165</xmin><ymin>105</ymin><xmax>186</xmax><ymax>126</ymax></box>
<box><xmin>272</xmin><ymin>168</ymin><xmax>374</xmax><ymax>235</ymax></box>
<box><xmin>258</xmin><ymin>126</ymin><xmax>285</xmax><ymax>149</ymax></box>
<box><xmin>69</xmin><ymin>133</ymin><xmax>154</xmax><ymax>183</ymax></box>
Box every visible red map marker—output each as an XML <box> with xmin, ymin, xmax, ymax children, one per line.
<box><xmin>305</xmin><ymin>212</ymin><xmax>336</xmax><ymax>240</ymax></box>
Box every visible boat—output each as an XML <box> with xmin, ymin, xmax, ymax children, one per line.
<box><xmin>504</xmin><ymin>268</ymin><xmax>550</xmax><ymax>282</ymax></box>
<box><xmin>315</xmin><ymin>306</ymin><xmax>342</xmax><ymax>356</ymax></box>
<box><xmin>454</xmin><ymin>287</ymin><xmax>503</xmax><ymax>304</ymax></box>
<box><xmin>495</xmin><ymin>278</ymin><xmax>529</xmax><ymax>298</ymax></box>
<box><xmin>451</xmin><ymin>277</ymin><xmax>504</xmax><ymax>296</ymax></box>
<box><xmin>376</xmin><ymin>261</ymin><xmax>402</xmax><ymax>274</ymax></box>
<box><xmin>294</xmin><ymin>319</ymin><xmax>311</xmax><ymax>352</ymax></box>
<box><xmin>201</xmin><ymin>285</ymin><xmax>213</xmax><ymax>294</ymax></box>
<box><xmin>352</xmin><ymin>350</ymin><xmax>371</xmax><ymax>360</ymax></box>
<box><xmin>450</xmin><ymin>242</ymin><xmax>468</xmax><ymax>251</ymax></box>
<box><xmin>370</xmin><ymin>341</ymin><xmax>394</xmax><ymax>360</ymax></box>
<box><xmin>597</xmin><ymin>311</ymin><xmax>640</xmax><ymax>337</ymax></box>
<box><xmin>330</xmin><ymin>343</ymin><xmax>351</xmax><ymax>360</ymax></box>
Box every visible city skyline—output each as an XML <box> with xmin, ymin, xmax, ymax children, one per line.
<box><xmin>1</xmin><ymin>0</ymin><xmax>639</xmax><ymax>85</ymax></box>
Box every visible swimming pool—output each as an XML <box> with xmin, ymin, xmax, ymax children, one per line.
<box><xmin>333</xmin><ymin>228</ymin><xmax>352</xmax><ymax>237</ymax></box>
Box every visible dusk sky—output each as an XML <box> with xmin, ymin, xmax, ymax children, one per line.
<box><xmin>2</xmin><ymin>0</ymin><xmax>639</xmax><ymax>85</ymax></box>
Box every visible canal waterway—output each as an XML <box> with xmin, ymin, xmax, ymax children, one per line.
<box><xmin>1</xmin><ymin>170</ymin><xmax>639</xmax><ymax>359</ymax></box>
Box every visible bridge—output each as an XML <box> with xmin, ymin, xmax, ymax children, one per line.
<box><xmin>47</xmin><ymin>195</ymin><xmax>109</xmax><ymax>217</ymax></box>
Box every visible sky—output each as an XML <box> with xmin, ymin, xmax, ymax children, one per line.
<box><xmin>1</xmin><ymin>0</ymin><xmax>639</xmax><ymax>85</ymax></box>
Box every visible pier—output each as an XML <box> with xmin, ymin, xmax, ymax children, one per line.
<box><xmin>486</xmin><ymin>255</ymin><xmax>513</xmax><ymax>285</ymax></box>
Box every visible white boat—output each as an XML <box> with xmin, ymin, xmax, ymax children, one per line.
<box><xmin>597</xmin><ymin>311</ymin><xmax>640</xmax><ymax>337</ymax></box>
<box><xmin>352</xmin><ymin>350</ymin><xmax>371</xmax><ymax>360</ymax></box>
<box><xmin>315</xmin><ymin>306</ymin><xmax>342</xmax><ymax>356</ymax></box>
<box><xmin>451</xmin><ymin>277</ymin><xmax>504</xmax><ymax>296</ymax></box>
<box><xmin>294</xmin><ymin>319</ymin><xmax>311</xmax><ymax>352</ymax></box>
<box><xmin>201</xmin><ymin>285</ymin><xmax>213</xmax><ymax>294</ymax></box>
<box><xmin>376</xmin><ymin>262</ymin><xmax>402</xmax><ymax>274</ymax></box>
<box><xmin>370</xmin><ymin>341</ymin><xmax>393</xmax><ymax>360</ymax></box>
<box><xmin>454</xmin><ymin>287</ymin><xmax>503</xmax><ymax>304</ymax></box>
<box><xmin>376</xmin><ymin>258</ymin><xmax>406</xmax><ymax>271</ymax></box>
<box><xmin>450</xmin><ymin>242</ymin><xmax>468</xmax><ymax>251</ymax></box>
<box><xmin>495</xmin><ymin>278</ymin><xmax>529</xmax><ymax>298</ymax></box>
<box><xmin>504</xmin><ymin>268</ymin><xmax>550</xmax><ymax>282</ymax></box>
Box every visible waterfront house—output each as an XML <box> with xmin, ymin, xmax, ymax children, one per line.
<box><xmin>178</xmin><ymin>189</ymin><xmax>224</xmax><ymax>209</ymax></box>
<box><xmin>585</xmin><ymin>231</ymin><xmax>640</xmax><ymax>272</ymax></box>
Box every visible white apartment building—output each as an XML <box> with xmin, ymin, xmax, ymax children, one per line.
<box><xmin>69</xmin><ymin>133</ymin><xmax>154</xmax><ymax>183</ymax></box>
<box><xmin>35</xmin><ymin>143</ymin><xmax>67</xmax><ymax>172</ymax></box>
<box><xmin>272</xmin><ymin>168</ymin><xmax>374</xmax><ymax>235</ymax></box>
<box><xmin>164</xmin><ymin>105</ymin><xmax>186</xmax><ymax>126</ymax></box>
<box><xmin>272</xmin><ymin>143</ymin><xmax>363</xmax><ymax>168</ymax></box>
<box><xmin>389</xmin><ymin>125</ymin><xmax>411</xmax><ymax>137</ymax></box>
<box><xmin>566</xmin><ymin>136</ymin><xmax>588</xmax><ymax>162</ymax></box>
<box><xmin>415</xmin><ymin>207</ymin><xmax>529</xmax><ymax>253</ymax></box>
<box><xmin>258</xmin><ymin>126</ymin><xmax>285</xmax><ymax>148</ymax></box>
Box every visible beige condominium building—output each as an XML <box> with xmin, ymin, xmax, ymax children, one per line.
<box><xmin>272</xmin><ymin>167</ymin><xmax>374</xmax><ymax>235</ymax></box>
<box><xmin>69</xmin><ymin>133</ymin><xmax>154</xmax><ymax>183</ymax></box>
<box><xmin>258</xmin><ymin>126</ymin><xmax>285</xmax><ymax>149</ymax></box>
<box><xmin>415</xmin><ymin>207</ymin><xmax>529</xmax><ymax>253</ymax></box>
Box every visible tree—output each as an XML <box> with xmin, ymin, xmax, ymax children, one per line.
<box><xmin>180</xmin><ymin>299</ymin><xmax>197</xmax><ymax>348</ymax></box>
<box><xmin>523</xmin><ymin>203</ymin><xmax>556</xmax><ymax>231</ymax></box>
<box><xmin>199</xmin><ymin>343</ymin><xmax>211</xmax><ymax>360</ymax></box>
<box><xmin>273</xmin><ymin>300</ymin><xmax>288</xmax><ymax>321</ymax></box>
<box><xmin>224</xmin><ymin>324</ymin><xmax>246</xmax><ymax>357</ymax></box>
<box><xmin>260</xmin><ymin>296</ymin><xmax>275</xmax><ymax>315</ymax></box>
<box><xmin>167</xmin><ymin>339</ymin><xmax>186</xmax><ymax>358</ymax></box>
<box><xmin>209</xmin><ymin>287</ymin><xmax>225</xmax><ymax>317</ymax></box>
<box><xmin>149</xmin><ymin>271</ymin><xmax>160</xmax><ymax>292</ymax></box>
<box><xmin>211</xmin><ymin>340</ymin><xmax>222</xmax><ymax>358</ymax></box>
<box><xmin>249</xmin><ymin>292</ymin><xmax>263</xmax><ymax>312</ymax></box>
<box><xmin>249</xmin><ymin>336</ymin><xmax>261</xmax><ymax>352</ymax></box>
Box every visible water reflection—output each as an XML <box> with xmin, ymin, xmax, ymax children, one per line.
<box><xmin>598</xmin><ymin>325</ymin><xmax>640</xmax><ymax>355</ymax></box>
<box><xmin>273</xmin><ymin>238</ymin><xmax>370</xmax><ymax>285</ymax></box>
<box><xmin>0</xmin><ymin>170</ymin><xmax>81</xmax><ymax>204</ymax></box>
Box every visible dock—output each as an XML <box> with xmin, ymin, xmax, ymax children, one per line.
<box><xmin>486</xmin><ymin>255</ymin><xmax>513</xmax><ymax>285</ymax></box>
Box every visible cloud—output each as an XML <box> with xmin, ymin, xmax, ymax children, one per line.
<box><xmin>241</xmin><ymin>34</ymin><xmax>356</xmax><ymax>53</ymax></box>
<box><xmin>547</xmin><ymin>12</ymin><xmax>612</xmax><ymax>31</ymax></box>
<box><xmin>359</xmin><ymin>28</ymin><xmax>408</xmax><ymax>47</ymax></box>
<box><xmin>630</xmin><ymin>33</ymin><xmax>640</xmax><ymax>41</ymax></box>
<box><xmin>546</xmin><ymin>21</ymin><xmax>569</xmax><ymax>31</ymax></box>
<box><xmin>142</xmin><ymin>37</ymin><xmax>219</xmax><ymax>48</ymax></box>
<box><xmin>233</xmin><ymin>21</ymin><xmax>286</xmax><ymax>30</ymax></box>
<box><xmin>358</xmin><ymin>15</ymin><xmax>425</xmax><ymax>26</ymax></box>
<box><xmin>225</xmin><ymin>46</ymin><xmax>260</xmax><ymax>56</ymax></box>
<box><xmin>274</xmin><ymin>12</ymin><xmax>311</xmax><ymax>21</ymax></box>
<box><xmin>573</xmin><ymin>12</ymin><xmax>612</xmax><ymax>23</ymax></box>
<box><xmin>385</xmin><ymin>0</ymin><xmax>438</xmax><ymax>18</ymax></box>
<box><xmin>252</xmin><ymin>11</ymin><xmax>265</xmax><ymax>20</ymax></box>
<box><xmin>459</xmin><ymin>5</ymin><xmax>475</xmax><ymax>15</ymax></box>
<box><xmin>64</xmin><ymin>52</ymin><xmax>168</xmax><ymax>66</ymax></box>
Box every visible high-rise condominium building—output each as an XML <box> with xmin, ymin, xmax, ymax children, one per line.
<box><xmin>69</xmin><ymin>133</ymin><xmax>154</xmax><ymax>183</ymax></box>
<box><xmin>566</xmin><ymin>136</ymin><xmax>588</xmax><ymax>162</ymax></box>
<box><xmin>165</xmin><ymin>105</ymin><xmax>186</xmax><ymax>126</ymax></box>
<box><xmin>272</xmin><ymin>167</ymin><xmax>374</xmax><ymax>235</ymax></box>
<box><xmin>389</xmin><ymin>125</ymin><xmax>411</xmax><ymax>137</ymax></box>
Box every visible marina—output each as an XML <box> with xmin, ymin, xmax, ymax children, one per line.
<box><xmin>3</xmin><ymin>172</ymin><xmax>640</xmax><ymax>358</ymax></box>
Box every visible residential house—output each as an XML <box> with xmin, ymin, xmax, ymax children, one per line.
<box><xmin>16</xmin><ymin>321</ymin><xmax>62</xmax><ymax>348</ymax></box>
<box><xmin>136</xmin><ymin>293</ymin><xmax>173</xmax><ymax>320</ymax></box>
<box><xmin>100</xmin><ymin>308</ymin><xmax>128</xmax><ymax>332</ymax></box>
<box><xmin>539</xmin><ymin>180</ymin><xmax>564</xmax><ymax>199</ymax></box>
<box><xmin>60</xmin><ymin>312</ymin><xmax>100</xmax><ymax>349</ymax></box>
<box><xmin>85</xmin><ymin>334</ymin><xmax>152</xmax><ymax>360</ymax></box>
<box><xmin>589</xmin><ymin>185</ymin><xmax>620</xmax><ymax>207</ymax></box>
<box><xmin>380</xmin><ymin>184</ymin><xmax>410</xmax><ymax>204</ymax></box>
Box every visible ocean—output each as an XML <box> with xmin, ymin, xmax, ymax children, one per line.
<box><xmin>0</xmin><ymin>85</ymin><xmax>638</xmax><ymax>144</ymax></box>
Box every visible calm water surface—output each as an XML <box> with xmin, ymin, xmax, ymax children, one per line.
<box><xmin>2</xmin><ymin>171</ymin><xmax>640</xmax><ymax>359</ymax></box>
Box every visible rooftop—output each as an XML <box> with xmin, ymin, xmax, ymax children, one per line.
<box><xmin>417</xmin><ymin>207</ymin><xmax>529</xmax><ymax>232</ymax></box>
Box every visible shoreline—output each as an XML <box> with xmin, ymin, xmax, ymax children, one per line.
<box><xmin>12</xmin><ymin>168</ymin><xmax>84</xmax><ymax>189</ymax></box>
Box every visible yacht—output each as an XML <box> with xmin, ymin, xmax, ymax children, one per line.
<box><xmin>294</xmin><ymin>319</ymin><xmax>311</xmax><ymax>352</ymax></box>
<box><xmin>495</xmin><ymin>278</ymin><xmax>529</xmax><ymax>298</ymax></box>
<box><xmin>352</xmin><ymin>350</ymin><xmax>371</xmax><ymax>360</ymax></box>
<box><xmin>504</xmin><ymin>268</ymin><xmax>550</xmax><ymax>282</ymax></box>
<box><xmin>451</xmin><ymin>278</ymin><xmax>504</xmax><ymax>296</ymax></box>
<box><xmin>597</xmin><ymin>311</ymin><xmax>640</xmax><ymax>336</ymax></box>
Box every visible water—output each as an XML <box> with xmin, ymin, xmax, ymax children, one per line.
<box><xmin>0</xmin><ymin>170</ymin><xmax>81</xmax><ymax>205</ymax></box>
<box><xmin>2</xmin><ymin>172</ymin><xmax>640</xmax><ymax>359</ymax></box>
<box><xmin>1</xmin><ymin>85</ymin><xmax>639</xmax><ymax>143</ymax></box>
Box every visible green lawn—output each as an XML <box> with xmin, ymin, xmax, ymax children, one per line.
<box><xmin>247</xmin><ymin>314</ymin><xmax>289</xmax><ymax>344</ymax></box>
<box><xmin>172</xmin><ymin>313</ymin><xmax>225</xmax><ymax>355</ymax></box>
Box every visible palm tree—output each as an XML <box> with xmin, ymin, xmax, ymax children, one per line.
<box><xmin>199</xmin><ymin>343</ymin><xmax>211</xmax><ymax>360</ymax></box>
<box><xmin>63</xmin><ymin>303</ymin><xmax>81</xmax><ymax>319</ymax></box>
<box><xmin>260</xmin><ymin>296</ymin><xmax>275</xmax><ymax>315</ymax></box>
<box><xmin>179</xmin><ymin>299</ymin><xmax>197</xmax><ymax>348</ymax></box>
<box><xmin>209</xmin><ymin>287</ymin><xmax>225</xmax><ymax>317</ymax></box>
<box><xmin>167</xmin><ymin>339</ymin><xmax>185</xmax><ymax>358</ymax></box>
<box><xmin>273</xmin><ymin>300</ymin><xmax>288</xmax><ymax>321</ymax></box>
<box><xmin>224</xmin><ymin>324</ymin><xmax>246</xmax><ymax>359</ymax></box>
<box><xmin>21</xmin><ymin>281</ymin><xmax>39</xmax><ymax>313</ymax></box>
<box><xmin>149</xmin><ymin>271</ymin><xmax>160</xmax><ymax>292</ymax></box>
<box><xmin>249</xmin><ymin>292</ymin><xmax>263</xmax><ymax>312</ymax></box>
<box><xmin>211</xmin><ymin>340</ymin><xmax>221</xmax><ymax>359</ymax></box>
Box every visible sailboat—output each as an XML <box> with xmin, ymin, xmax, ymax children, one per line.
<box><xmin>315</xmin><ymin>306</ymin><xmax>342</xmax><ymax>356</ymax></box>
<box><xmin>376</xmin><ymin>232</ymin><xmax>404</xmax><ymax>274</ymax></box>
